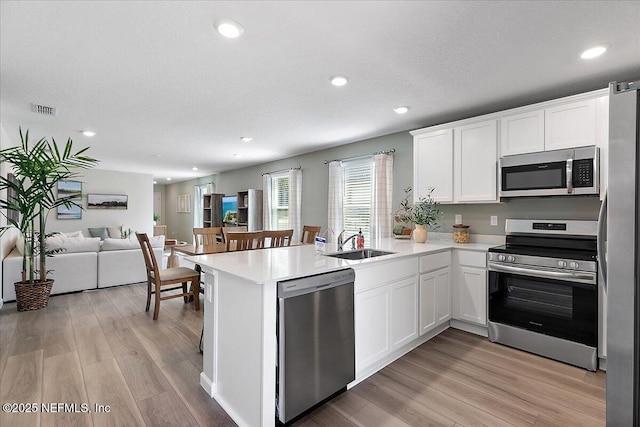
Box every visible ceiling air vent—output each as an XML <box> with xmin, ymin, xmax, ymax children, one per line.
<box><xmin>31</xmin><ymin>103</ymin><xmax>57</xmax><ymax>116</ymax></box>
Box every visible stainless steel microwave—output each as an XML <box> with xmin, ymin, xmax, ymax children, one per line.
<box><xmin>499</xmin><ymin>146</ymin><xmax>599</xmax><ymax>198</ymax></box>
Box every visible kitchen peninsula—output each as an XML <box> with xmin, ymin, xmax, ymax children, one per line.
<box><xmin>186</xmin><ymin>238</ymin><xmax>496</xmax><ymax>427</ymax></box>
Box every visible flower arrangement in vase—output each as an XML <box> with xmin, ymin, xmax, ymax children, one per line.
<box><xmin>394</xmin><ymin>187</ymin><xmax>443</xmax><ymax>243</ymax></box>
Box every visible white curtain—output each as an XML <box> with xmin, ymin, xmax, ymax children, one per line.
<box><xmin>193</xmin><ymin>184</ymin><xmax>208</xmax><ymax>228</ymax></box>
<box><xmin>288</xmin><ymin>168</ymin><xmax>302</xmax><ymax>242</ymax></box>
<box><xmin>371</xmin><ymin>153</ymin><xmax>394</xmax><ymax>241</ymax></box>
<box><xmin>262</xmin><ymin>174</ymin><xmax>273</xmax><ymax>230</ymax></box>
<box><xmin>327</xmin><ymin>160</ymin><xmax>343</xmax><ymax>242</ymax></box>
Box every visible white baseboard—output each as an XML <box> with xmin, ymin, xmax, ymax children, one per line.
<box><xmin>450</xmin><ymin>319</ymin><xmax>488</xmax><ymax>337</ymax></box>
<box><xmin>199</xmin><ymin>372</ymin><xmax>215</xmax><ymax>396</ymax></box>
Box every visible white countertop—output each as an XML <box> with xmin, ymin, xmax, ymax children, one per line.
<box><xmin>186</xmin><ymin>237</ymin><xmax>498</xmax><ymax>284</ymax></box>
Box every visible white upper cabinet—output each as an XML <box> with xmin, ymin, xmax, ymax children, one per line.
<box><xmin>500</xmin><ymin>110</ymin><xmax>545</xmax><ymax>156</ymax></box>
<box><xmin>545</xmin><ymin>99</ymin><xmax>596</xmax><ymax>151</ymax></box>
<box><xmin>413</xmin><ymin>129</ymin><xmax>453</xmax><ymax>203</ymax></box>
<box><xmin>454</xmin><ymin>120</ymin><xmax>497</xmax><ymax>202</ymax></box>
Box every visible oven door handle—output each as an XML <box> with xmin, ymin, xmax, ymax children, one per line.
<box><xmin>488</xmin><ymin>262</ymin><xmax>597</xmax><ymax>285</ymax></box>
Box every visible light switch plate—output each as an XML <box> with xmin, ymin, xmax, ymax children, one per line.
<box><xmin>490</xmin><ymin>216</ymin><xmax>498</xmax><ymax>226</ymax></box>
<box><xmin>455</xmin><ymin>214</ymin><xmax>462</xmax><ymax>224</ymax></box>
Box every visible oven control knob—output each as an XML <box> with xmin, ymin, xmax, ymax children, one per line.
<box><xmin>498</xmin><ymin>255</ymin><xmax>506</xmax><ymax>262</ymax></box>
<box><xmin>558</xmin><ymin>260</ymin><xmax>567</xmax><ymax>268</ymax></box>
<box><xmin>507</xmin><ymin>256</ymin><xmax>515</xmax><ymax>263</ymax></box>
<box><xmin>570</xmin><ymin>261</ymin><xmax>579</xmax><ymax>269</ymax></box>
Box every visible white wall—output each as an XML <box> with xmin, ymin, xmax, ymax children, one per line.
<box><xmin>47</xmin><ymin>169</ymin><xmax>154</xmax><ymax>237</ymax></box>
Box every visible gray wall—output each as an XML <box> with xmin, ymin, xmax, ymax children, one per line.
<box><xmin>163</xmin><ymin>129</ymin><xmax>602</xmax><ymax>242</ymax></box>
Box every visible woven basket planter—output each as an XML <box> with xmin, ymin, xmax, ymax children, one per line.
<box><xmin>14</xmin><ymin>280</ymin><xmax>54</xmax><ymax>311</ymax></box>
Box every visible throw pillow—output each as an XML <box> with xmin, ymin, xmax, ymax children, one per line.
<box><xmin>88</xmin><ymin>227</ymin><xmax>109</xmax><ymax>240</ymax></box>
<box><xmin>63</xmin><ymin>230</ymin><xmax>84</xmax><ymax>238</ymax></box>
<box><xmin>107</xmin><ymin>226</ymin><xmax>123</xmax><ymax>239</ymax></box>
<box><xmin>150</xmin><ymin>235</ymin><xmax>165</xmax><ymax>248</ymax></box>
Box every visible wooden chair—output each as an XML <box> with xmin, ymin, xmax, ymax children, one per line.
<box><xmin>301</xmin><ymin>225</ymin><xmax>322</xmax><ymax>244</ymax></box>
<box><xmin>225</xmin><ymin>231</ymin><xmax>264</xmax><ymax>251</ymax></box>
<box><xmin>193</xmin><ymin>227</ymin><xmax>222</xmax><ymax>248</ymax></box>
<box><xmin>136</xmin><ymin>233</ymin><xmax>200</xmax><ymax>320</ymax></box>
<box><xmin>263</xmin><ymin>229</ymin><xmax>294</xmax><ymax>248</ymax></box>
<box><xmin>222</xmin><ymin>225</ymin><xmax>248</xmax><ymax>243</ymax></box>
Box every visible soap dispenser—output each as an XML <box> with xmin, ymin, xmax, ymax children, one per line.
<box><xmin>357</xmin><ymin>228</ymin><xmax>365</xmax><ymax>249</ymax></box>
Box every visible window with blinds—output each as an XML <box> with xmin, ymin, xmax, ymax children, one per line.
<box><xmin>270</xmin><ymin>173</ymin><xmax>289</xmax><ymax>229</ymax></box>
<box><xmin>342</xmin><ymin>158</ymin><xmax>372</xmax><ymax>242</ymax></box>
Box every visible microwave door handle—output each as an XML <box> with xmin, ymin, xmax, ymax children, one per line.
<box><xmin>566</xmin><ymin>158</ymin><xmax>573</xmax><ymax>193</ymax></box>
<box><xmin>597</xmin><ymin>191</ymin><xmax>607</xmax><ymax>293</ymax></box>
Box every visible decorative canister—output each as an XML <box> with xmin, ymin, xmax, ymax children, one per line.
<box><xmin>453</xmin><ymin>224</ymin><xmax>470</xmax><ymax>244</ymax></box>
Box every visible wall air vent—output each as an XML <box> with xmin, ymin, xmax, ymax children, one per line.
<box><xmin>31</xmin><ymin>103</ymin><xmax>57</xmax><ymax>116</ymax></box>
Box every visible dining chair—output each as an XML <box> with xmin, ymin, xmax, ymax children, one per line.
<box><xmin>225</xmin><ymin>231</ymin><xmax>264</xmax><ymax>251</ymax></box>
<box><xmin>301</xmin><ymin>225</ymin><xmax>322</xmax><ymax>244</ymax></box>
<box><xmin>263</xmin><ymin>229</ymin><xmax>294</xmax><ymax>248</ymax></box>
<box><xmin>136</xmin><ymin>233</ymin><xmax>200</xmax><ymax>320</ymax></box>
<box><xmin>222</xmin><ymin>225</ymin><xmax>248</xmax><ymax>243</ymax></box>
<box><xmin>193</xmin><ymin>227</ymin><xmax>223</xmax><ymax>248</ymax></box>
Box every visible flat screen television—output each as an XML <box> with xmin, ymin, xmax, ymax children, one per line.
<box><xmin>222</xmin><ymin>195</ymin><xmax>238</xmax><ymax>224</ymax></box>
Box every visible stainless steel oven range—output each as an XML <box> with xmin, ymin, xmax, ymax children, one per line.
<box><xmin>487</xmin><ymin>219</ymin><xmax>598</xmax><ymax>371</ymax></box>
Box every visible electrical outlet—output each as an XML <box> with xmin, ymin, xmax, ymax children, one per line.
<box><xmin>490</xmin><ymin>216</ymin><xmax>498</xmax><ymax>226</ymax></box>
<box><xmin>455</xmin><ymin>214</ymin><xmax>462</xmax><ymax>224</ymax></box>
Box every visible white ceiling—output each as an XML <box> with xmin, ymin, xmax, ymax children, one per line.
<box><xmin>1</xmin><ymin>1</ymin><xmax>639</xmax><ymax>182</ymax></box>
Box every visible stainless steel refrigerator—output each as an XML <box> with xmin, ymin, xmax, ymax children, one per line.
<box><xmin>601</xmin><ymin>79</ymin><xmax>640</xmax><ymax>426</ymax></box>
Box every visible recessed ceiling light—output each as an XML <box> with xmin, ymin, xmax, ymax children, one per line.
<box><xmin>215</xmin><ymin>19</ymin><xmax>244</xmax><ymax>38</ymax></box>
<box><xmin>241</xmin><ymin>137</ymin><xmax>253</xmax><ymax>142</ymax></box>
<box><xmin>82</xmin><ymin>130</ymin><xmax>96</xmax><ymax>137</ymax></box>
<box><xmin>153</xmin><ymin>181</ymin><xmax>157</xmax><ymax>184</ymax></box>
<box><xmin>192</xmin><ymin>167</ymin><xmax>198</xmax><ymax>171</ymax></box>
<box><xmin>166</xmin><ymin>177</ymin><xmax>172</xmax><ymax>181</ymax></box>
<box><xmin>233</xmin><ymin>153</ymin><xmax>241</xmax><ymax>158</ymax></box>
<box><xmin>393</xmin><ymin>106</ymin><xmax>410</xmax><ymax>114</ymax></box>
<box><xmin>330</xmin><ymin>76</ymin><xmax>349</xmax><ymax>87</ymax></box>
<box><xmin>580</xmin><ymin>45</ymin><xmax>608</xmax><ymax>59</ymax></box>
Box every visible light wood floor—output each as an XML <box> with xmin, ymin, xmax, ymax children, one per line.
<box><xmin>0</xmin><ymin>284</ymin><xmax>605</xmax><ymax>427</ymax></box>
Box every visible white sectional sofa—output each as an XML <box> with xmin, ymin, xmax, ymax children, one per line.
<box><xmin>2</xmin><ymin>234</ymin><xmax>163</xmax><ymax>302</ymax></box>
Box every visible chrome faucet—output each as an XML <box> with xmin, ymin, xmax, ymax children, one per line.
<box><xmin>337</xmin><ymin>230</ymin><xmax>358</xmax><ymax>251</ymax></box>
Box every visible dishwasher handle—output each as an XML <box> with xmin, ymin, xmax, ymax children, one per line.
<box><xmin>278</xmin><ymin>268</ymin><xmax>355</xmax><ymax>298</ymax></box>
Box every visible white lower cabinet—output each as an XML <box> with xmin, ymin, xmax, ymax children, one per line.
<box><xmin>419</xmin><ymin>267</ymin><xmax>451</xmax><ymax>335</ymax></box>
<box><xmin>453</xmin><ymin>250</ymin><xmax>487</xmax><ymax>326</ymax></box>
<box><xmin>355</xmin><ymin>285</ymin><xmax>391</xmax><ymax>369</ymax></box>
<box><xmin>354</xmin><ymin>258</ymin><xmax>419</xmax><ymax>375</ymax></box>
<box><xmin>391</xmin><ymin>277</ymin><xmax>419</xmax><ymax>348</ymax></box>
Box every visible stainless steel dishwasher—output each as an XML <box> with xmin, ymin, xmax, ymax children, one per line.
<box><xmin>276</xmin><ymin>268</ymin><xmax>355</xmax><ymax>424</ymax></box>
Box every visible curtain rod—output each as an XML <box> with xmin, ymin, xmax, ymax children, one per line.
<box><xmin>324</xmin><ymin>148</ymin><xmax>395</xmax><ymax>165</ymax></box>
<box><xmin>262</xmin><ymin>165</ymin><xmax>301</xmax><ymax>176</ymax></box>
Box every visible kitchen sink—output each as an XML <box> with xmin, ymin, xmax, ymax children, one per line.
<box><xmin>324</xmin><ymin>249</ymin><xmax>396</xmax><ymax>260</ymax></box>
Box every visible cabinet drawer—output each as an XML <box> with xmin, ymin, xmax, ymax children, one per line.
<box><xmin>419</xmin><ymin>251</ymin><xmax>451</xmax><ymax>273</ymax></box>
<box><xmin>355</xmin><ymin>257</ymin><xmax>418</xmax><ymax>293</ymax></box>
<box><xmin>456</xmin><ymin>250</ymin><xmax>486</xmax><ymax>268</ymax></box>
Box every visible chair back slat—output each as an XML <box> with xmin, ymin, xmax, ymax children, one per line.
<box><xmin>263</xmin><ymin>229</ymin><xmax>293</xmax><ymax>248</ymax></box>
<box><xmin>225</xmin><ymin>231</ymin><xmax>264</xmax><ymax>251</ymax></box>
<box><xmin>301</xmin><ymin>225</ymin><xmax>322</xmax><ymax>243</ymax></box>
<box><xmin>193</xmin><ymin>227</ymin><xmax>223</xmax><ymax>248</ymax></box>
<box><xmin>136</xmin><ymin>232</ymin><xmax>161</xmax><ymax>280</ymax></box>
<box><xmin>222</xmin><ymin>226</ymin><xmax>248</xmax><ymax>243</ymax></box>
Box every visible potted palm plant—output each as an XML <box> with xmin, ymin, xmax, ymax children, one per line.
<box><xmin>395</xmin><ymin>187</ymin><xmax>443</xmax><ymax>243</ymax></box>
<box><xmin>0</xmin><ymin>128</ymin><xmax>98</xmax><ymax>311</ymax></box>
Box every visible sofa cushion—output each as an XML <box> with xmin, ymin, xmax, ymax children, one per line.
<box><xmin>102</xmin><ymin>237</ymin><xmax>139</xmax><ymax>251</ymax></box>
<box><xmin>101</xmin><ymin>235</ymin><xmax>164</xmax><ymax>251</ymax></box>
<box><xmin>88</xmin><ymin>227</ymin><xmax>109</xmax><ymax>240</ymax></box>
<box><xmin>46</xmin><ymin>236</ymin><xmax>101</xmax><ymax>253</ymax></box>
<box><xmin>107</xmin><ymin>226</ymin><xmax>123</xmax><ymax>239</ymax></box>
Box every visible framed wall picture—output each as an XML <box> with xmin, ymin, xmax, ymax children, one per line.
<box><xmin>177</xmin><ymin>194</ymin><xmax>191</xmax><ymax>213</ymax></box>
<box><xmin>87</xmin><ymin>194</ymin><xmax>128</xmax><ymax>209</ymax></box>
<box><xmin>57</xmin><ymin>180</ymin><xmax>83</xmax><ymax>219</ymax></box>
